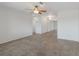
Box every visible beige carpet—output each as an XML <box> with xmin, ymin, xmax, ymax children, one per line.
<box><xmin>0</xmin><ymin>31</ymin><xmax>79</xmax><ymax>56</ymax></box>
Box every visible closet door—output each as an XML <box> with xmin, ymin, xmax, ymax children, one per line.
<box><xmin>47</xmin><ymin>21</ymin><xmax>54</xmax><ymax>32</ymax></box>
<box><xmin>53</xmin><ymin>21</ymin><xmax>57</xmax><ymax>31</ymax></box>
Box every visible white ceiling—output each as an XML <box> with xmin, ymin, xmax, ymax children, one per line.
<box><xmin>0</xmin><ymin>2</ymin><xmax>79</xmax><ymax>14</ymax></box>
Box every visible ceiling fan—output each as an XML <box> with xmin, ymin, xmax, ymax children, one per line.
<box><xmin>25</xmin><ymin>2</ymin><xmax>47</xmax><ymax>15</ymax></box>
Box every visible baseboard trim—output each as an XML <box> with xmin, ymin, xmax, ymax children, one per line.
<box><xmin>58</xmin><ymin>38</ymin><xmax>79</xmax><ymax>42</ymax></box>
<box><xmin>0</xmin><ymin>33</ymin><xmax>32</xmax><ymax>45</ymax></box>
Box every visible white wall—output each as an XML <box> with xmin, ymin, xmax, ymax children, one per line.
<box><xmin>41</xmin><ymin>15</ymin><xmax>48</xmax><ymax>33</ymax></box>
<box><xmin>33</xmin><ymin>15</ymin><xmax>56</xmax><ymax>34</ymax></box>
<box><xmin>33</xmin><ymin>15</ymin><xmax>42</xmax><ymax>34</ymax></box>
<box><xmin>41</xmin><ymin>15</ymin><xmax>57</xmax><ymax>33</ymax></box>
<box><xmin>57</xmin><ymin>10</ymin><xmax>79</xmax><ymax>42</ymax></box>
<box><xmin>0</xmin><ymin>5</ymin><xmax>32</xmax><ymax>44</ymax></box>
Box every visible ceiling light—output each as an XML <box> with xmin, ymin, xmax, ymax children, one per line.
<box><xmin>33</xmin><ymin>2</ymin><xmax>47</xmax><ymax>14</ymax></box>
<box><xmin>33</xmin><ymin>10</ymin><xmax>39</xmax><ymax>14</ymax></box>
<box><xmin>33</xmin><ymin>6</ymin><xmax>39</xmax><ymax>14</ymax></box>
<box><xmin>47</xmin><ymin>15</ymin><xmax>57</xmax><ymax>21</ymax></box>
<box><xmin>48</xmin><ymin>15</ymin><xmax>53</xmax><ymax>20</ymax></box>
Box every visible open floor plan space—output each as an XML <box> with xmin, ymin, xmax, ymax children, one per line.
<box><xmin>0</xmin><ymin>2</ymin><xmax>79</xmax><ymax>56</ymax></box>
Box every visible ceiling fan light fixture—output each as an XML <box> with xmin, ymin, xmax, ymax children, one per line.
<box><xmin>33</xmin><ymin>6</ymin><xmax>39</xmax><ymax>14</ymax></box>
<box><xmin>33</xmin><ymin>10</ymin><xmax>39</xmax><ymax>14</ymax></box>
<box><xmin>33</xmin><ymin>2</ymin><xmax>47</xmax><ymax>14</ymax></box>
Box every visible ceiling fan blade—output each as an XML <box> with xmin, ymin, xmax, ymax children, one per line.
<box><xmin>24</xmin><ymin>8</ymin><xmax>32</xmax><ymax>10</ymax></box>
<box><xmin>40</xmin><ymin>9</ymin><xmax>47</xmax><ymax>12</ymax></box>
